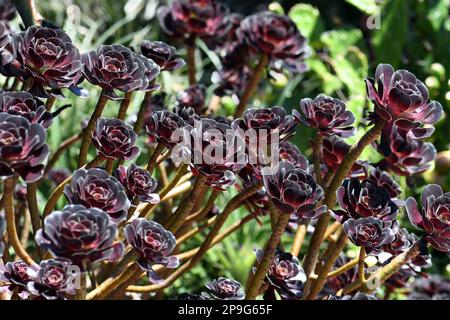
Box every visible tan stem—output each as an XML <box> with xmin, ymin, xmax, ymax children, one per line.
<box><xmin>291</xmin><ymin>224</ymin><xmax>307</xmax><ymax>257</ymax></box>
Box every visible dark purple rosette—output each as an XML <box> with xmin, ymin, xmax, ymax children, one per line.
<box><xmin>295</xmin><ymin>95</ymin><xmax>355</xmax><ymax>137</ymax></box>
<box><xmin>173</xmin><ymin>105</ymin><xmax>200</xmax><ymax>126</ymax></box>
<box><xmin>92</xmin><ymin>118</ymin><xmax>139</xmax><ymax>161</ymax></box>
<box><xmin>255</xmin><ymin>249</ymin><xmax>306</xmax><ymax>300</ymax></box>
<box><xmin>63</xmin><ymin>168</ymin><xmax>131</xmax><ymax>223</ymax></box>
<box><xmin>116</xmin><ymin>164</ymin><xmax>159</xmax><ymax>203</ymax></box>
<box><xmin>0</xmin><ymin>260</ymin><xmax>31</xmax><ymax>299</ymax></box>
<box><xmin>11</xmin><ymin>26</ymin><xmax>83</xmax><ymax>97</ymax></box>
<box><xmin>36</xmin><ymin>204</ymin><xmax>124</xmax><ymax>266</ymax></box>
<box><xmin>46</xmin><ymin>168</ymin><xmax>71</xmax><ymax>186</ymax></box>
<box><xmin>406</xmin><ymin>184</ymin><xmax>450</xmax><ymax>255</ymax></box>
<box><xmin>237</xmin><ymin>11</ymin><xmax>309</xmax><ymax>73</ymax></box>
<box><xmin>82</xmin><ymin>44</ymin><xmax>160</xmax><ymax>100</ymax></box>
<box><xmin>343</xmin><ymin>217</ymin><xmax>397</xmax><ymax>254</ymax></box>
<box><xmin>157</xmin><ymin>0</ymin><xmax>230</xmax><ymax>40</ymax></box>
<box><xmin>180</xmin><ymin>118</ymin><xmax>247</xmax><ymax>190</ymax></box>
<box><xmin>321</xmin><ymin>136</ymin><xmax>366</xmax><ymax>177</ymax></box>
<box><xmin>0</xmin><ymin>113</ymin><xmax>49</xmax><ymax>182</ymax></box>
<box><xmin>201</xmin><ymin>277</ymin><xmax>244</xmax><ymax>300</ymax></box>
<box><xmin>140</xmin><ymin>40</ymin><xmax>185</xmax><ymax>72</ymax></box>
<box><xmin>212</xmin><ymin>65</ymin><xmax>251</xmax><ymax>97</ymax></box>
<box><xmin>145</xmin><ymin>110</ymin><xmax>188</xmax><ymax>148</ymax></box>
<box><xmin>0</xmin><ymin>91</ymin><xmax>53</xmax><ymax>128</ymax></box>
<box><xmin>26</xmin><ymin>259</ymin><xmax>76</xmax><ymax>300</ymax></box>
<box><xmin>176</xmin><ymin>84</ymin><xmax>207</xmax><ymax>114</ymax></box>
<box><xmin>124</xmin><ymin>218</ymin><xmax>179</xmax><ymax>284</ymax></box>
<box><xmin>366</xmin><ymin>64</ymin><xmax>443</xmax><ymax>140</ymax></box>
<box><xmin>333</xmin><ymin>173</ymin><xmax>400</xmax><ymax>224</ymax></box>
<box><xmin>377</xmin><ymin>124</ymin><xmax>436</xmax><ymax>176</ymax></box>
<box><xmin>263</xmin><ymin>161</ymin><xmax>326</xmax><ymax>219</ymax></box>
<box><xmin>279</xmin><ymin>141</ymin><xmax>309</xmax><ymax>170</ymax></box>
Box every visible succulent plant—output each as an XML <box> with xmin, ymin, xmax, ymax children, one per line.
<box><xmin>202</xmin><ymin>277</ymin><xmax>245</xmax><ymax>300</ymax></box>
<box><xmin>406</xmin><ymin>184</ymin><xmax>450</xmax><ymax>255</ymax></box>
<box><xmin>36</xmin><ymin>204</ymin><xmax>124</xmax><ymax>266</ymax></box>
<box><xmin>295</xmin><ymin>95</ymin><xmax>355</xmax><ymax>137</ymax></box>
<box><xmin>0</xmin><ymin>91</ymin><xmax>52</xmax><ymax>128</ymax></box>
<box><xmin>408</xmin><ymin>275</ymin><xmax>450</xmax><ymax>300</ymax></box>
<box><xmin>0</xmin><ymin>113</ymin><xmax>49</xmax><ymax>182</ymax></box>
<box><xmin>82</xmin><ymin>44</ymin><xmax>160</xmax><ymax>100</ymax></box>
<box><xmin>63</xmin><ymin>168</ymin><xmax>131</xmax><ymax>223</ymax></box>
<box><xmin>140</xmin><ymin>41</ymin><xmax>185</xmax><ymax>72</ymax></box>
<box><xmin>263</xmin><ymin>161</ymin><xmax>326</xmax><ymax>219</ymax></box>
<box><xmin>366</xmin><ymin>63</ymin><xmax>443</xmax><ymax>140</ymax></box>
<box><xmin>145</xmin><ymin>110</ymin><xmax>188</xmax><ymax>148</ymax></box>
<box><xmin>116</xmin><ymin>164</ymin><xmax>159</xmax><ymax>203</ymax></box>
<box><xmin>176</xmin><ymin>84</ymin><xmax>207</xmax><ymax>114</ymax></box>
<box><xmin>92</xmin><ymin>118</ymin><xmax>139</xmax><ymax>161</ymax></box>
<box><xmin>11</xmin><ymin>26</ymin><xmax>83</xmax><ymax>97</ymax></box>
<box><xmin>0</xmin><ymin>260</ymin><xmax>31</xmax><ymax>299</ymax></box>
<box><xmin>124</xmin><ymin>218</ymin><xmax>178</xmax><ymax>284</ymax></box>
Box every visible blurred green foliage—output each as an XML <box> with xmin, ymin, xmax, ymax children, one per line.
<box><xmin>16</xmin><ymin>0</ymin><xmax>449</xmax><ymax>297</ymax></box>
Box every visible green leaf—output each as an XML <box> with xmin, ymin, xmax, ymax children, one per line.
<box><xmin>288</xmin><ymin>3</ymin><xmax>324</xmax><ymax>41</ymax></box>
<box><xmin>345</xmin><ymin>0</ymin><xmax>380</xmax><ymax>15</ymax></box>
<box><xmin>372</xmin><ymin>0</ymin><xmax>409</xmax><ymax>68</ymax></box>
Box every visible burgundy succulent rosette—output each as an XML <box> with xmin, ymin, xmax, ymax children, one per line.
<box><xmin>146</xmin><ymin>109</ymin><xmax>189</xmax><ymax>148</ymax></box>
<box><xmin>36</xmin><ymin>204</ymin><xmax>124</xmax><ymax>266</ymax></box>
<box><xmin>82</xmin><ymin>44</ymin><xmax>160</xmax><ymax>100</ymax></box>
<box><xmin>63</xmin><ymin>168</ymin><xmax>131</xmax><ymax>223</ymax></box>
<box><xmin>11</xmin><ymin>26</ymin><xmax>83</xmax><ymax>97</ymax></box>
<box><xmin>0</xmin><ymin>21</ymin><xmax>12</xmax><ymax>66</ymax></box>
<box><xmin>279</xmin><ymin>141</ymin><xmax>309</xmax><ymax>170</ymax></box>
<box><xmin>0</xmin><ymin>112</ymin><xmax>50</xmax><ymax>182</ymax></box>
<box><xmin>92</xmin><ymin>118</ymin><xmax>139</xmax><ymax>161</ymax></box>
<box><xmin>158</xmin><ymin>0</ymin><xmax>230</xmax><ymax>40</ymax></box>
<box><xmin>237</xmin><ymin>11</ymin><xmax>309</xmax><ymax>73</ymax></box>
<box><xmin>0</xmin><ymin>91</ymin><xmax>53</xmax><ymax>128</ymax></box>
<box><xmin>377</xmin><ymin>124</ymin><xmax>436</xmax><ymax>176</ymax></box>
<box><xmin>124</xmin><ymin>218</ymin><xmax>179</xmax><ymax>284</ymax></box>
<box><xmin>255</xmin><ymin>249</ymin><xmax>306</xmax><ymax>300</ymax></box>
<box><xmin>181</xmin><ymin>118</ymin><xmax>247</xmax><ymax>190</ymax></box>
<box><xmin>176</xmin><ymin>84</ymin><xmax>207</xmax><ymax>114</ymax></box>
<box><xmin>366</xmin><ymin>63</ymin><xmax>443</xmax><ymax>140</ymax></box>
<box><xmin>201</xmin><ymin>277</ymin><xmax>244</xmax><ymax>300</ymax></box>
<box><xmin>140</xmin><ymin>40</ymin><xmax>185</xmax><ymax>72</ymax></box>
<box><xmin>0</xmin><ymin>260</ymin><xmax>31</xmax><ymax>299</ymax></box>
<box><xmin>263</xmin><ymin>161</ymin><xmax>326</xmax><ymax>219</ymax></box>
<box><xmin>322</xmin><ymin>136</ymin><xmax>366</xmax><ymax>176</ymax></box>
<box><xmin>116</xmin><ymin>164</ymin><xmax>159</xmax><ymax>203</ymax></box>
<box><xmin>295</xmin><ymin>95</ymin><xmax>355</xmax><ymax>137</ymax></box>
<box><xmin>26</xmin><ymin>259</ymin><xmax>76</xmax><ymax>300</ymax></box>
<box><xmin>406</xmin><ymin>184</ymin><xmax>450</xmax><ymax>255</ymax></box>
<box><xmin>343</xmin><ymin>217</ymin><xmax>397</xmax><ymax>254</ymax></box>
<box><xmin>173</xmin><ymin>105</ymin><xmax>200</xmax><ymax>126</ymax></box>
<box><xmin>408</xmin><ymin>275</ymin><xmax>450</xmax><ymax>300</ymax></box>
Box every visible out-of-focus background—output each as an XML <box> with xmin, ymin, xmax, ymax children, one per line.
<box><xmin>8</xmin><ymin>0</ymin><xmax>448</xmax><ymax>297</ymax></box>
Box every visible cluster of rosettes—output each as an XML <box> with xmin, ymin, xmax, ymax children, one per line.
<box><xmin>408</xmin><ymin>275</ymin><xmax>450</xmax><ymax>300</ymax></box>
<box><xmin>0</xmin><ymin>259</ymin><xmax>77</xmax><ymax>300</ymax></box>
<box><xmin>334</xmin><ymin>166</ymin><xmax>401</xmax><ymax>254</ymax></box>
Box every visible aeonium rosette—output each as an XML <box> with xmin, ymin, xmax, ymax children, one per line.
<box><xmin>145</xmin><ymin>110</ymin><xmax>189</xmax><ymax>148</ymax></box>
<box><xmin>263</xmin><ymin>161</ymin><xmax>326</xmax><ymax>220</ymax></box>
<box><xmin>11</xmin><ymin>26</ymin><xmax>83</xmax><ymax>97</ymax></box>
<box><xmin>366</xmin><ymin>63</ymin><xmax>443</xmax><ymax>140</ymax></box>
<box><xmin>124</xmin><ymin>218</ymin><xmax>179</xmax><ymax>284</ymax></box>
<box><xmin>63</xmin><ymin>168</ymin><xmax>131</xmax><ymax>223</ymax></box>
<box><xmin>176</xmin><ymin>118</ymin><xmax>247</xmax><ymax>190</ymax></box>
<box><xmin>0</xmin><ymin>91</ymin><xmax>53</xmax><ymax>128</ymax></box>
<box><xmin>201</xmin><ymin>277</ymin><xmax>244</xmax><ymax>300</ymax></box>
<box><xmin>140</xmin><ymin>40</ymin><xmax>185</xmax><ymax>72</ymax></box>
<box><xmin>116</xmin><ymin>164</ymin><xmax>159</xmax><ymax>204</ymax></box>
<box><xmin>0</xmin><ymin>260</ymin><xmax>31</xmax><ymax>299</ymax></box>
<box><xmin>36</xmin><ymin>205</ymin><xmax>124</xmax><ymax>266</ymax></box>
<box><xmin>406</xmin><ymin>184</ymin><xmax>450</xmax><ymax>255</ymax></box>
<box><xmin>0</xmin><ymin>112</ymin><xmax>49</xmax><ymax>182</ymax></box>
<box><xmin>82</xmin><ymin>44</ymin><xmax>160</xmax><ymax>100</ymax></box>
<box><xmin>237</xmin><ymin>11</ymin><xmax>309</xmax><ymax>73</ymax></box>
<box><xmin>255</xmin><ymin>249</ymin><xmax>306</xmax><ymax>300</ymax></box>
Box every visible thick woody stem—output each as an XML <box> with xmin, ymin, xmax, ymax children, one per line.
<box><xmin>305</xmin><ymin>232</ymin><xmax>348</xmax><ymax>300</ymax></box>
<box><xmin>246</xmin><ymin>211</ymin><xmax>290</xmax><ymax>300</ymax></box>
<box><xmin>13</xmin><ymin>0</ymin><xmax>42</xmax><ymax>27</ymax></box>
<box><xmin>302</xmin><ymin>118</ymin><xmax>385</xmax><ymax>288</ymax></box>
<box><xmin>187</xmin><ymin>39</ymin><xmax>197</xmax><ymax>85</ymax></box>
<box><xmin>45</xmin><ymin>96</ymin><xmax>56</xmax><ymax>111</ymax></box>
<box><xmin>234</xmin><ymin>54</ymin><xmax>269</xmax><ymax>118</ymax></box>
<box><xmin>146</xmin><ymin>143</ymin><xmax>165</xmax><ymax>174</ymax></box>
<box><xmin>3</xmin><ymin>177</ymin><xmax>36</xmax><ymax>265</ymax></box>
<box><xmin>290</xmin><ymin>224</ymin><xmax>307</xmax><ymax>257</ymax></box>
<box><xmin>78</xmin><ymin>90</ymin><xmax>109</xmax><ymax>167</ymax></box>
<box><xmin>312</xmin><ymin>134</ymin><xmax>324</xmax><ymax>186</ymax></box>
<box><xmin>358</xmin><ymin>246</ymin><xmax>366</xmax><ymax>284</ymax></box>
<box><xmin>117</xmin><ymin>92</ymin><xmax>132</xmax><ymax>120</ymax></box>
<box><xmin>327</xmin><ymin>257</ymin><xmax>359</xmax><ymax>278</ymax></box>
